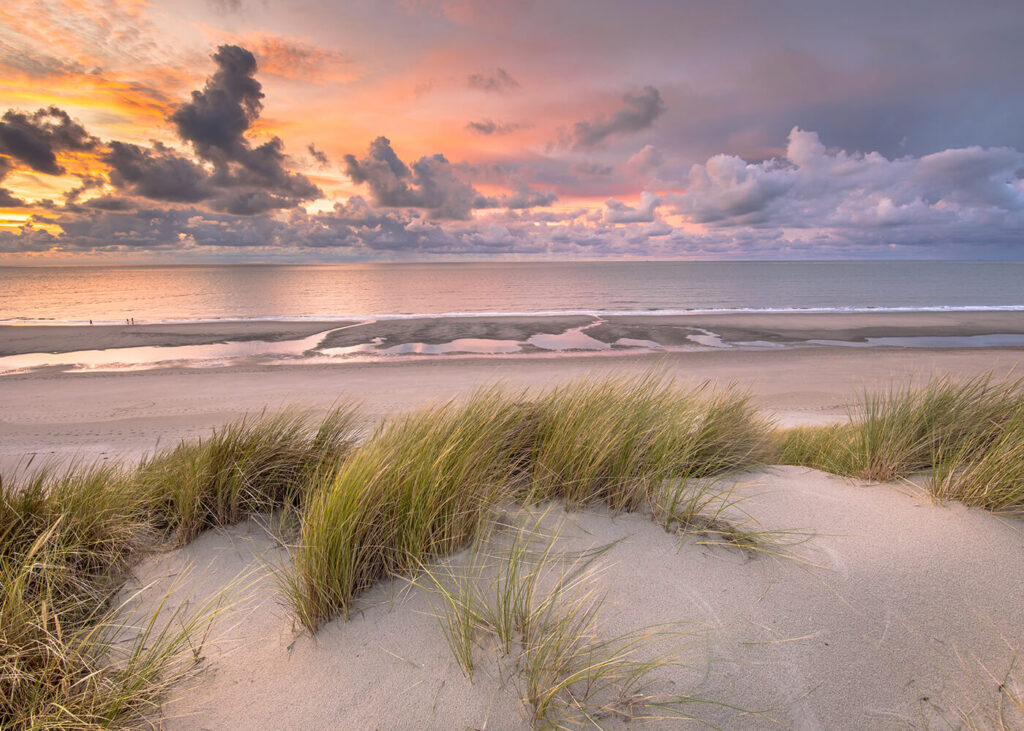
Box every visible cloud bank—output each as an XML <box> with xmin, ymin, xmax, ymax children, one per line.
<box><xmin>1</xmin><ymin>38</ymin><xmax>1023</xmax><ymax>261</ymax></box>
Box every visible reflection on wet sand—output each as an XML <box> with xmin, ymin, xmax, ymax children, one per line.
<box><xmin>4</xmin><ymin>313</ymin><xmax>1024</xmax><ymax>375</ymax></box>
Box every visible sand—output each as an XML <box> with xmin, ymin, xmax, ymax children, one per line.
<box><xmin>3</xmin><ymin>343</ymin><xmax>1024</xmax><ymax>471</ymax></box>
<box><xmin>0</xmin><ymin>320</ymin><xmax>354</xmax><ymax>357</ymax></box>
<box><xmin>122</xmin><ymin>468</ymin><xmax>1024</xmax><ymax>729</ymax></box>
<box><xmin>4</xmin><ymin>315</ymin><xmax>1024</xmax><ymax>728</ymax></box>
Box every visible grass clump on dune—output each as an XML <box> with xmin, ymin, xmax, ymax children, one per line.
<box><xmin>931</xmin><ymin>400</ymin><xmax>1024</xmax><ymax>513</ymax></box>
<box><xmin>137</xmin><ymin>407</ymin><xmax>359</xmax><ymax>544</ymax></box>
<box><xmin>287</xmin><ymin>376</ymin><xmax>773</xmax><ymax>630</ymax></box>
<box><xmin>286</xmin><ymin>390</ymin><xmax>525</xmax><ymax>629</ymax></box>
<box><xmin>1</xmin><ymin>408</ymin><xmax>358</xmax><ymax>728</ymax></box>
<box><xmin>0</xmin><ymin>477</ymin><xmax>215</xmax><ymax>729</ymax></box>
<box><xmin>423</xmin><ymin>517</ymin><xmax>701</xmax><ymax>728</ymax></box>
<box><xmin>776</xmin><ymin>375</ymin><xmax>1023</xmax><ymax>481</ymax></box>
<box><xmin>524</xmin><ymin>375</ymin><xmax>772</xmax><ymax>512</ymax></box>
<box><xmin>775</xmin><ymin>374</ymin><xmax>1024</xmax><ymax>512</ymax></box>
<box><xmin>1</xmin><ymin>464</ymin><xmax>145</xmax><ymax>585</ymax></box>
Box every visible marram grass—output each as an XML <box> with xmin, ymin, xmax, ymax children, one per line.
<box><xmin>136</xmin><ymin>406</ymin><xmax>359</xmax><ymax>544</ymax></box>
<box><xmin>930</xmin><ymin>399</ymin><xmax>1024</xmax><ymax>514</ymax></box>
<box><xmin>421</xmin><ymin>515</ymin><xmax>701</xmax><ymax>728</ymax></box>
<box><xmin>285</xmin><ymin>376</ymin><xmax>774</xmax><ymax>629</ymax></box>
<box><xmin>4</xmin><ymin>372</ymin><xmax>1024</xmax><ymax>726</ymax></box>
<box><xmin>1</xmin><ymin>407</ymin><xmax>359</xmax><ymax>729</ymax></box>
<box><xmin>285</xmin><ymin>389</ymin><xmax>522</xmax><ymax>628</ymax></box>
<box><xmin>774</xmin><ymin>374</ymin><xmax>1024</xmax><ymax>511</ymax></box>
<box><xmin>523</xmin><ymin>375</ymin><xmax>772</xmax><ymax>510</ymax></box>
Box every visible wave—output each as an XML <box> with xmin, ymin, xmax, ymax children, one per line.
<box><xmin>4</xmin><ymin>304</ymin><xmax>1024</xmax><ymax>327</ymax></box>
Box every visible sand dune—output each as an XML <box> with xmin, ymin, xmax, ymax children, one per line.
<box><xmin>122</xmin><ymin>467</ymin><xmax>1024</xmax><ymax>729</ymax></box>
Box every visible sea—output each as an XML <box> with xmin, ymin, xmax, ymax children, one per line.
<box><xmin>2</xmin><ymin>261</ymin><xmax>1024</xmax><ymax>373</ymax></box>
<box><xmin>3</xmin><ymin>260</ymin><xmax>1024</xmax><ymax>324</ymax></box>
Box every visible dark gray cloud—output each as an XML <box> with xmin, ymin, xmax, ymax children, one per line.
<box><xmin>210</xmin><ymin>189</ymin><xmax>299</xmax><ymax>216</ymax></box>
<box><xmin>0</xmin><ymin>157</ymin><xmax>25</xmax><ymax>206</ymax></box>
<box><xmin>0</xmin><ymin>107</ymin><xmax>97</xmax><ymax>175</ymax></box>
<box><xmin>465</xmin><ymin>119</ymin><xmax>522</xmax><ymax>135</ymax></box>
<box><xmin>63</xmin><ymin>175</ymin><xmax>105</xmax><ymax>206</ymax></box>
<box><xmin>170</xmin><ymin>45</ymin><xmax>264</xmax><ymax>166</ymax></box>
<box><xmin>572</xmin><ymin>86</ymin><xmax>665</xmax><ymax>149</ymax></box>
<box><xmin>308</xmin><ymin>143</ymin><xmax>329</xmax><ymax>166</ymax></box>
<box><xmin>467</xmin><ymin>68</ymin><xmax>519</xmax><ymax>93</ymax></box>
<box><xmin>344</xmin><ymin>136</ymin><xmax>492</xmax><ymax>219</ymax></box>
<box><xmin>168</xmin><ymin>44</ymin><xmax>320</xmax><ymax>205</ymax></box>
<box><xmin>85</xmin><ymin>196</ymin><xmax>136</xmax><ymax>211</ymax></box>
<box><xmin>105</xmin><ymin>141</ymin><xmax>215</xmax><ymax>203</ymax></box>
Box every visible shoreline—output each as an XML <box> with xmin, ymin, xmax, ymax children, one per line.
<box><xmin>2</xmin><ymin>310</ymin><xmax>1024</xmax><ymax>361</ymax></box>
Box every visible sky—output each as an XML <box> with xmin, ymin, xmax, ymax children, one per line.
<box><xmin>1</xmin><ymin>0</ymin><xmax>1023</xmax><ymax>262</ymax></box>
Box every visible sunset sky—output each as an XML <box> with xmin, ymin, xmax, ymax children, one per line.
<box><xmin>1</xmin><ymin>0</ymin><xmax>1023</xmax><ymax>262</ymax></box>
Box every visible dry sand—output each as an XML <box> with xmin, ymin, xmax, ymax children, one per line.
<box><xmin>3</xmin><ymin>344</ymin><xmax>1024</xmax><ymax>471</ymax></box>
<box><xmin>123</xmin><ymin>468</ymin><xmax>1024</xmax><ymax>729</ymax></box>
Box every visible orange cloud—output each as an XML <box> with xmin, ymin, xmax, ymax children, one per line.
<box><xmin>197</xmin><ymin>27</ymin><xmax>360</xmax><ymax>84</ymax></box>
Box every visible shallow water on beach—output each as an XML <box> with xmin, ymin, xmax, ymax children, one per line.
<box><xmin>0</xmin><ymin>328</ymin><xmax>335</xmax><ymax>373</ymax></box>
<box><xmin>4</xmin><ymin>319</ymin><xmax>1024</xmax><ymax>375</ymax></box>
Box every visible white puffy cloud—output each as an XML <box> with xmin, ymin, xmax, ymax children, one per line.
<box><xmin>670</xmin><ymin>128</ymin><xmax>1024</xmax><ymax>240</ymax></box>
<box><xmin>604</xmin><ymin>191</ymin><xmax>661</xmax><ymax>223</ymax></box>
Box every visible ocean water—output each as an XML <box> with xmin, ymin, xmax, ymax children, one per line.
<box><xmin>3</xmin><ymin>260</ymin><xmax>1024</xmax><ymax>324</ymax></box>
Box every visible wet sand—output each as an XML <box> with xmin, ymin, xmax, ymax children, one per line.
<box><xmin>5</xmin><ymin>310</ymin><xmax>1024</xmax><ymax>357</ymax></box>
<box><xmin>0</xmin><ymin>320</ymin><xmax>353</xmax><ymax>357</ymax></box>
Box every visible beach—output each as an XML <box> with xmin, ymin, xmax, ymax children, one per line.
<box><xmin>6</xmin><ymin>310</ymin><xmax>1024</xmax><ymax>357</ymax></box>
<box><xmin>3</xmin><ymin>310</ymin><xmax>1024</xmax><ymax>729</ymax></box>
<box><xmin>4</xmin><ymin>310</ymin><xmax>1024</xmax><ymax>469</ymax></box>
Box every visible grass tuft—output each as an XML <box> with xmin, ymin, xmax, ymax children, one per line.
<box><xmin>285</xmin><ymin>389</ymin><xmax>523</xmax><ymax>629</ymax></box>
<box><xmin>524</xmin><ymin>374</ymin><xmax>772</xmax><ymax>511</ymax></box>
<box><xmin>285</xmin><ymin>376</ymin><xmax>772</xmax><ymax>629</ymax></box>
<box><xmin>931</xmin><ymin>400</ymin><xmax>1024</xmax><ymax>513</ymax></box>
<box><xmin>1</xmin><ymin>407</ymin><xmax>357</xmax><ymax>727</ymax></box>
<box><xmin>0</xmin><ymin>518</ymin><xmax>224</xmax><ymax>730</ymax></box>
<box><xmin>422</xmin><ymin>516</ymin><xmax>695</xmax><ymax>728</ymax></box>
<box><xmin>136</xmin><ymin>407</ymin><xmax>359</xmax><ymax>544</ymax></box>
<box><xmin>774</xmin><ymin>374</ymin><xmax>1024</xmax><ymax>512</ymax></box>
